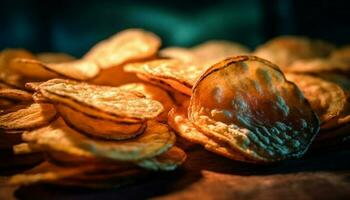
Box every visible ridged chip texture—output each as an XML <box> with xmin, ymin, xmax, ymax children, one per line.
<box><xmin>188</xmin><ymin>55</ymin><xmax>320</xmax><ymax>162</ymax></box>
<box><xmin>38</xmin><ymin>79</ymin><xmax>164</xmax><ymax>122</ymax></box>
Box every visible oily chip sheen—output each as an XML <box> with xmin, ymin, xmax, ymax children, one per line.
<box><xmin>285</xmin><ymin>73</ymin><xmax>347</xmax><ymax>124</ymax></box>
<box><xmin>38</xmin><ymin>79</ymin><xmax>164</xmax><ymax>122</ymax></box>
<box><xmin>84</xmin><ymin>29</ymin><xmax>161</xmax><ymax>69</ymax></box>
<box><xmin>57</xmin><ymin>104</ymin><xmax>146</xmax><ymax>140</ymax></box>
<box><xmin>0</xmin><ymin>103</ymin><xmax>57</xmax><ymax>131</ymax></box>
<box><xmin>125</xmin><ymin>59</ymin><xmax>204</xmax><ymax>95</ymax></box>
<box><xmin>189</xmin><ymin>55</ymin><xmax>320</xmax><ymax>162</ymax></box>
<box><xmin>22</xmin><ymin>118</ymin><xmax>176</xmax><ymax>161</ymax></box>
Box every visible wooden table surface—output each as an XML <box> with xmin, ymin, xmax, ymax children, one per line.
<box><xmin>1</xmin><ymin>142</ymin><xmax>350</xmax><ymax>200</ymax></box>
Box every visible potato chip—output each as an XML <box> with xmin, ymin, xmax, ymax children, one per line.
<box><xmin>254</xmin><ymin>36</ymin><xmax>334</xmax><ymax>68</ymax></box>
<box><xmin>187</xmin><ymin>55</ymin><xmax>319</xmax><ymax>162</ymax></box>
<box><xmin>285</xmin><ymin>73</ymin><xmax>347</xmax><ymax>124</ymax></box>
<box><xmin>320</xmin><ymin>102</ymin><xmax>350</xmax><ymax>130</ymax></box>
<box><xmin>38</xmin><ymin>79</ymin><xmax>164</xmax><ymax>123</ymax></box>
<box><xmin>36</xmin><ymin>52</ymin><xmax>75</xmax><ymax>63</ymax></box>
<box><xmin>13</xmin><ymin>143</ymin><xmax>43</xmax><ymax>155</ymax></box>
<box><xmin>90</xmin><ymin>64</ymin><xmax>140</xmax><ymax>86</ymax></box>
<box><xmin>57</xmin><ymin>104</ymin><xmax>146</xmax><ymax>140</ymax></box>
<box><xmin>0</xmin><ymin>103</ymin><xmax>57</xmax><ymax>131</ymax></box>
<box><xmin>191</xmin><ymin>40</ymin><xmax>250</xmax><ymax>66</ymax></box>
<box><xmin>118</xmin><ymin>83</ymin><xmax>175</xmax><ymax>121</ymax></box>
<box><xmin>84</xmin><ymin>29</ymin><xmax>161</xmax><ymax>69</ymax></box>
<box><xmin>14</xmin><ymin>58</ymin><xmax>100</xmax><ymax>80</ymax></box>
<box><xmin>125</xmin><ymin>59</ymin><xmax>204</xmax><ymax>95</ymax></box>
<box><xmin>331</xmin><ymin>46</ymin><xmax>350</xmax><ymax>65</ymax></box>
<box><xmin>168</xmin><ymin>108</ymin><xmax>251</xmax><ymax>162</ymax></box>
<box><xmin>286</xmin><ymin>58</ymin><xmax>350</xmax><ymax>74</ymax></box>
<box><xmin>137</xmin><ymin>146</ymin><xmax>186</xmax><ymax>171</ymax></box>
<box><xmin>25</xmin><ymin>82</ymin><xmax>42</xmax><ymax>91</ymax></box>
<box><xmin>316</xmin><ymin>73</ymin><xmax>350</xmax><ymax>92</ymax></box>
<box><xmin>23</xmin><ymin>118</ymin><xmax>176</xmax><ymax>161</ymax></box>
<box><xmin>0</xmin><ymin>49</ymin><xmax>40</xmax><ymax>88</ymax></box>
<box><xmin>159</xmin><ymin>47</ymin><xmax>198</xmax><ymax>63</ymax></box>
<box><xmin>0</xmin><ymin>88</ymin><xmax>32</xmax><ymax>101</ymax></box>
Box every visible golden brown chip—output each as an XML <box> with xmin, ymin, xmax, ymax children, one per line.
<box><xmin>187</xmin><ymin>55</ymin><xmax>319</xmax><ymax>162</ymax></box>
<box><xmin>137</xmin><ymin>146</ymin><xmax>186</xmax><ymax>171</ymax></box>
<box><xmin>25</xmin><ymin>82</ymin><xmax>43</xmax><ymax>91</ymax></box>
<box><xmin>118</xmin><ymin>83</ymin><xmax>175</xmax><ymax>122</ymax></box>
<box><xmin>14</xmin><ymin>58</ymin><xmax>100</xmax><ymax>80</ymax></box>
<box><xmin>84</xmin><ymin>29</ymin><xmax>161</xmax><ymax>69</ymax></box>
<box><xmin>124</xmin><ymin>59</ymin><xmax>203</xmax><ymax>95</ymax></box>
<box><xmin>191</xmin><ymin>40</ymin><xmax>250</xmax><ymax>66</ymax></box>
<box><xmin>0</xmin><ymin>103</ymin><xmax>57</xmax><ymax>131</ymax></box>
<box><xmin>159</xmin><ymin>47</ymin><xmax>198</xmax><ymax>63</ymax></box>
<box><xmin>0</xmin><ymin>49</ymin><xmax>40</xmax><ymax>88</ymax></box>
<box><xmin>286</xmin><ymin>58</ymin><xmax>350</xmax><ymax>74</ymax></box>
<box><xmin>36</xmin><ymin>52</ymin><xmax>75</xmax><ymax>63</ymax></box>
<box><xmin>57</xmin><ymin>104</ymin><xmax>146</xmax><ymax>140</ymax></box>
<box><xmin>38</xmin><ymin>79</ymin><xmax>164</xmax><ymax>123</ymax></box>
<box><xmin>23</xmin><ymin>118</ymin><xmax>176</xmax><ymax>161</ymax></box>
<box><xmin>90</xmin><ymin>64</ymin><xmax>140</xmax><ymax>86</ymax></box>
<box><xmin>285</xmin><ymin>73</ymin><xmax>347</xmax><ymax>124</ymax></box>
<box><xmin>320</xmin><ymin>101</ymin><xmax>350</xmax><ymax>130</ymax></box>
<box><xmin>13</xmin><ymin>143</ymin><xmax>43</xmax><ymax>155</ymax></box>
<box><xmin>254</xmin><ymin>36</ymin><xmax>334</xmax><ymax>68</ymax></box>
<box><xmin>330</xmin><ymin>46</ymin><xmax>350</xmax><ymax>65</ymax></box>
<box><xmin>316</xmin><ymin>73</ymin><xmax>350</xmax><ymax>92</ymax></box>
<box><xmin>0</xmin><ymin>88</ymin><xmax>32</xmax><ymax>101</ymax></box>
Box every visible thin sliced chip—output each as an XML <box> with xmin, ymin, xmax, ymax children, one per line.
<box><xmin>137</xmin><ymin>146</ymin><xmax>186</xmax><ymax>171</ymax></box>
<box><xmin>84</xmin><ymin>29</ymin><xmax>161</xmax><ymax>69</ymax></box>
<box><xmin>0</xmin><ymin>103</ymin><xmax>57</xmax><ymax>131</ymax></box>
<box><xmin>118</xmin><ymin>83</ymin><xmax>175</xmax><ymax>122</ymax></box>
<box><xmin>14</xmin><ymin>58</ymin><xmax>100</xmax><ymax>80</ymax></box>
<box><xmin>285</xmin><ymin>73</ymin><xmax>347</xmax><ymax>124</ymax></box>
<box><xmin>38</xmin><ymin>79</ymin><xmax>163</xmax><ymax>123</ymax></box>
<box><xmin>191</xmin><ymin>40</ymin><xmax>250</xmax><ymax>66</ymax></box>
<box><xmin>57</xmin><ymin>104</ymin><xmax>146</xmax><ymax>140</ymax></box>
<box><xmin>331</xmin><ymin>46</ymin><xmax>350</xmax><ymax>65</ymax></box>
<box><xmin>23</xmin><ymin>118</ymin><xmax>176</xmax><ymax>161</ymax></box>
<box><xmin>159</xmin><ymin>47</ymin><xmax>198</xmax><ymax>63</ymax></box>
<box><xmin>0</xmin><ymin>49</ymin><xmax>40</xmax><ymax>88</ymax></box>
<box><xmin>286</xmin><ymin>58</ymin><xmax>350</xmax><ymax>74</ymax></box>
<box><xmin>36</xmin><ymin>52</ymin><xmax>75</xmax><ymax>63</ymax></box>
<box><xmin>168</xmin><ymin>108</ymin><xmax>251</xmax><ymax>162</ymax></box>
<box><xmin>90</xmin><ymin>64</ymin><xmax>140</xmax><ymax>86</ymax></box>
<box><xmin>254</xmin><ymin>36</ymin><xmax>334</xmax><ymax>68</ymax></box>
<box><xmin>188</xmin><ymin>55</ymin><xmax>319</xmax><ymax>162</ymax></box>
<box><xmin>125</xmin><ymin>59</ymin><xmax>204</xmax><ymax>95</ymax></box>
<box><xmin>0</xmin><ymin>88</ymin><xmax>32</xmax><ymax>101</ymax></box>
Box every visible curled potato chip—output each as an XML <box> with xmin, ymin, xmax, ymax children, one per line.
<box><xmin>285</xmin><ymin>73</ymin><xmax>347</xmax><ymax>124</ymax></box>
<box><xmin>23</xmin><ymin>118</ymin><xmax>176</xmax><ymax>161</ymax></box>
<box><xmin>38</xmin><ymin>79</ymin><xmax>164</xmax><ymax>123</ymax></box>
<box><xmin>57</xmin><ymin>104</ymin><xmax>146</xmax><ymax>140</ymax></box>
<box><xmin>187</xmin><ymin>56</ymin><xmax>319</xmax><ymax>162</ymax></box>
<box><xmin>137</xmin><ymin>146</ymin><xmax>186</xmax><ymax>171</ymax></box>
<box><xmin>118</xmin><ymin>83</ymin><xmax>175</xmax><ymax>121</ymax></box>
<box><xmin>36</xmin><ymin>52</ymin><xmax>75</xmax><ymax>63</ymax></box>
<box><xmin>286</xmin><ymin>58</ymin><xmax>350</xmax><ymax>74</ymax></box>
<box><xmin>254</xmin><ymin>36</ymin><xmax>334</xmax><ymax>68</ymax></box>
<box><xmin>90</xmin><ymin>64</ymin><xmax>140</xmax><ymax>86</ymax></box>
<box><xmin>14</xmin><ymin>58</ymin><xmax>100</xmax><ymax>80</ymax></box>
<box><xmin>0</xmin><ymin>103</ymin><xmax>57</xmax><ymax>131</ymax></box>
<box><xmin>0</xmin><ymin>88</ymin><xmax>32</xmax><ymax>101</ymax></box>
<box><xmin>84</xmin><ymin>29</ymin><xmax>161</xmax><ymax>69</ymax></box>
<box><xmin>159</xmin><ymin>47</ymin><xmax>197</xmax><ymax>63</ymax></box>
<box><xmin>125</xmin><ymin>59</ymin><xmax>203</xmax><ymax>95</ymax></box>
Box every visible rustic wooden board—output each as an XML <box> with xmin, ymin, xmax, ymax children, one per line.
<box><xmin>1</xmin><ymin>142</ymin><xmax>350</xmax><ymax>200</ymax></box>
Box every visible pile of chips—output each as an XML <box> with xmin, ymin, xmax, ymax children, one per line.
<box><xmin>1</xmin><ymin>29</ymin><xmax>349</xmax><ymax>187</ymax></box>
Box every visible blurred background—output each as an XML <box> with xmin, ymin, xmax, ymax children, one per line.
<box><xmin>0</xmin><ymin>0</ymin><xmax>349</xmax><ymax>57</ymax></box>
